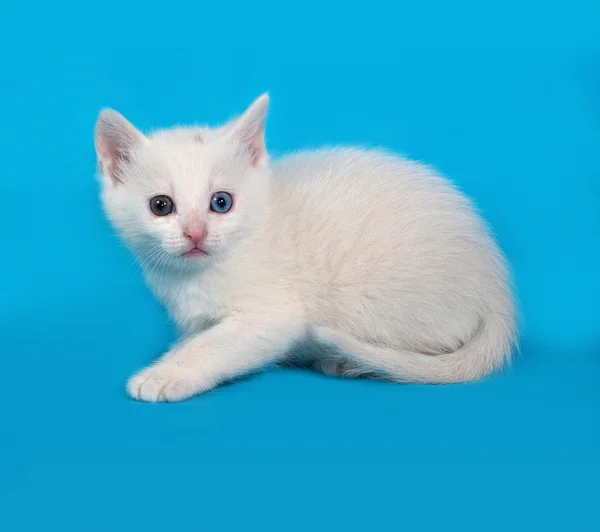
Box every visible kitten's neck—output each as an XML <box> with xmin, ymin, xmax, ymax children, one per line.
<box><xmin>141</xmin><ymin>254</ymin><xmax>207</xmax><ymax>288</ymax></box>
<box><xmin>140</xmin><ymin>251</ymin><xmax>236</xmax><ymax>334</ymax></box>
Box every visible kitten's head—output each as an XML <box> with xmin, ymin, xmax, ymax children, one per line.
<box><xmin>94</xmin><ymin>94</ymin><xmax>271</xmax><ymax>271</ymax></box>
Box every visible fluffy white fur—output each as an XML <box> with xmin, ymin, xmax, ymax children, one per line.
<box><xmin>94</xmin><ymin>94</ymin><xmax>517</xmax><ymax>402</ymax></box>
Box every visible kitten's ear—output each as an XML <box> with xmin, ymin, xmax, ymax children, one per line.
<box><xmin>228</xmin><ymin>93</ymin><xmax>269</xmax><ymax>167</ymax></box>
<box><xmin>94</xmin><ymin>109</ymin><xmax>147</xmax><ymax>184</ymax></box>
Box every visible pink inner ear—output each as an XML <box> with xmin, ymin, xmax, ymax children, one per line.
<box><xmin>95</xmin><ymin>109</ymin><xmax>146</xmax><ymax>183</ymax></box>
<box><xmin>248</xmin><ymin>126</ymin><xmax>266</xmax><ymax>166</ymax></box>
<box><xmin>97</xmin><ymin>158</ymin><xmax>108</xmax><ymax>176</ymax></box>
<box><xmin>96</xmin><ymin>136</ymin><xmax>125</xmax><ymax>183</ymax></box>
<box><xmin>96</xmin><ymin>136</ymin><xmax>112</xmax><ymax>163</ymax></box>
<box><xmin>96</xmin><ymin>138</ymin><xmax>114</xmax><ymax>177</ymax></box>
<box><xmin>232</xmin><ymin>94</ymin><xmax>269</xmax><ymax>167</ymax></box>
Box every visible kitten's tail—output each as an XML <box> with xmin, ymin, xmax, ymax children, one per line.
<box><xmin>313</xmin><ymin>313</ymin><xmax>516</xmax><ymax>383</ymax></box>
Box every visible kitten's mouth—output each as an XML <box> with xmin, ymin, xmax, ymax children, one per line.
<box><xmin>182</xmin><ymin>247</ymin><xmax>208</xmax><ymax>258</ymax></box>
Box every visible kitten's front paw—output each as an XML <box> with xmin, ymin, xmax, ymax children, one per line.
<box><xmin>126</xmin><ymin>363</ymin><xmax>205</xmax><ymax>403</ymax></box>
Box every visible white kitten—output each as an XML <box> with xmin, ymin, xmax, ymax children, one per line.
<box><xmin>94</xmin><ymin>94</ymin><xmax>517</xmax><ymax>402</ymax></box>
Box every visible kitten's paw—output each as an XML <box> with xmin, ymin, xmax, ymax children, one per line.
<box><xmin>126</xmin><ymin>364</ymin><xmax>204</xmax><ymax>403</ymax></box>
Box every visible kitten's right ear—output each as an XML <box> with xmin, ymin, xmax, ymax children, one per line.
<box><xmin>226</xmin><ymin>93</ymin><xmax>270</xmax><ymax>167</ymax></box>
<box><xmin>94</xmin><ymin>109</ymin><xmax>147</xmax><ymax>184</ymax></box>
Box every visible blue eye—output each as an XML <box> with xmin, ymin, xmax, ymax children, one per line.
<box><xmin>210</xmin><ymin>191</ymin><xmax>233</xmax><ymax>213</ymax></box>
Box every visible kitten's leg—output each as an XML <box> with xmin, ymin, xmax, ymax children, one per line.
<box><xmin>127</xmin><ymin>314</ymin><xmax>303</xmax><ymax>402</ymax></box>
<box><xmin>312</xmin><ymin>327</ymin><xmax>397</xmax><ymax>380</ymax></box>
<box><xmin>311</xmin><ymin>359</ymin><xmax>352</xmax><ymax>377</ymax></box>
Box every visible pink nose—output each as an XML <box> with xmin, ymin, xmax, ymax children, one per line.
<box><xmin>184</xmin><ymin>225</ymin><xmax>207</xmax><ymax>246</ymax></box>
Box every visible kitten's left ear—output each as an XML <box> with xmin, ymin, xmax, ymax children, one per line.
<box><xmin>229</xmin><ymin>93</ymin><xmax>270</xmax><ymax>167</ymax></box>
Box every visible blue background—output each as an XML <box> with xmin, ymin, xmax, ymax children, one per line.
<box><xmin>1</xmin><ymin>1</ymin><xmax>599</xmax><ymax>530</ymax></box>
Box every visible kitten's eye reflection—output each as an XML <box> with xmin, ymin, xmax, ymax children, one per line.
<box><xmin>210</xmin><ymin>191</ymin><xmax>233</xmax><ymax>213</ymax></box>
<box><xmin>149</xmin><ymin>195</ymin><xmax>175</xmax><ymax>216</ymax></box>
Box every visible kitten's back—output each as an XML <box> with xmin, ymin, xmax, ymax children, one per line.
<box><xmin>263</xmin><ymin>148</ymin><xmax>514</xmax><ymax>356</ymax></box>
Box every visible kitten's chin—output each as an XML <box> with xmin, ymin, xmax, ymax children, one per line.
<box><xmin>174</xmin><ymin>248</ymin><xmax>215</xmax><ymax>270</ymax></box>
<box><xmin>179</xmin><ymin>250</ymin><xmax>211</xmax><ymax>267</ymax></box>
<box><xmin>181</xmin><ymin>248</ymin><xmax>208</xmax><ymax>259</ymax></box>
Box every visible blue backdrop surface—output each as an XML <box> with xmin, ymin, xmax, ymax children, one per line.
<box><xmin>0</xmin><ymin>1</ymin><xmax>599</xmax><ymax>530</ymax></box>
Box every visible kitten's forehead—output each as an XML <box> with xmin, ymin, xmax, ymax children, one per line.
<box><xmin>144</xmin><ymin>126</ymin><xmax>242</xmax><ymax>180</ymax></box>
<box><xmin>150</xmin><ymin>126</ymin><xmax>208</xmax><ymax>144</ymax></box>
<box><xmin>132</xmin><ymin>128</ymin><xmax>230</xmax><ymax>207</ymax></box>
<box><xmin>120</xmin><ymin>123</ymin><xmax>252</xmax><ymax>216</ymax></box>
